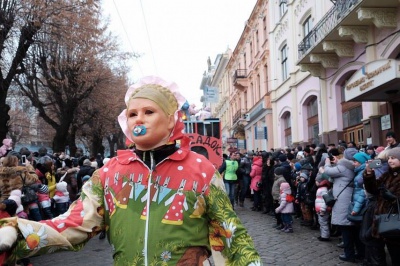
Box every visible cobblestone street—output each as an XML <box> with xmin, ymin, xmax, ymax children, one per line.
<box><xmin>28</xmin><ymin>198</ymin><xmax>367</xmax><ymax>265</ymax></box>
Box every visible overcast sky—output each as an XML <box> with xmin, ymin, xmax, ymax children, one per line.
<box><xmin>102</xmin><ymin>0</ymin><xmax>256</xmax><ymax>107</ymax></box>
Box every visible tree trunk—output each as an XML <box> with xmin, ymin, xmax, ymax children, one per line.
<box><xmin>52</xmin><ymin>128</ymin><xmax>70</xmax><ymax>155</ymax></box>
<box><xmin>0</xmin><ymin>92</ymin><xmax>10</xmax><ymax>141</ymax></box>
<box><xmin>91</xmin><ymin>133</ymin><xmax>104</xmax><ymax>157</ymax></box>
<box><xmin>68</xmin><ymin>131</ymin><xmax>77</xmax><ymax>158</ymax></box>
<box><xmin>116</xmin><ymin>131</ymin><xmax>126</xmax><ymax>150</ymax></box>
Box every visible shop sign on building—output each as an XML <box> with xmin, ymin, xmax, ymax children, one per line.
<box><xmin>345</xmin><ymin>59</ymin><xmax>400</xmax><ymax>101</ymax></box>
<box><xmin>204</xmin><ymin>86</ymin><xmax>219</xmax><ymax>103</ymax></box>
<box><xmin>381</xmin><ymin>114</ymin><xmax>391</xmax><ymax>131</ymax></box>
<box><xmin>227</xmin><ymin>137</ymin><xmax>238</xmax><ymax>144</ymax></box>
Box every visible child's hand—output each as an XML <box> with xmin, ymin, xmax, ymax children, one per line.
<box><xmin>295</xmin><ymin>199</ymin><xmax>299</xmax><ymax>204</ymax></box>
<box><xmin>320</xmin><ymin>211</ymin><xmax>325</xmax><ymax>216</ymax></box>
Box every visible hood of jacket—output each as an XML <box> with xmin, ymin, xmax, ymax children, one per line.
<box><xmin>337</xmin><ymin>158</ymin><xmax>355</xmax><ymax>171</ymax></box>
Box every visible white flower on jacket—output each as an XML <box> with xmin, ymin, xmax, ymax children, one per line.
<box><xmin>20</xmin><ymin>223</ymin><xmax>48</xmax><ymax>250</ymax></box>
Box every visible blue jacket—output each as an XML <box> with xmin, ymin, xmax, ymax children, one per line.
<box><xmin>351</xmin><ymin>163</ymin><xmax>366</xmax><ymax>214</ymax></box>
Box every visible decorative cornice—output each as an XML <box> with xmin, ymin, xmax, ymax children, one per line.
<box><xmin>294</xmin><ymin>0</ymin><xmax>308</xmax><ymax>17</ymax></box>
<box><xmin>274</xmin><ymin>19</ymin><xmax>289</xmax><ymax>44</ymax></box>
<box><xmin>323</xmin><ymin>41</ymin><xmax>354</xmax><ymax>57</ymax></box>
<box><xmin>357</xmin><ymin>8</ymin><xmax>397</xmax><ymax>28</ymax></box>
<box><xmin>338</xmin><ymin>26</ymin><xmax>368</xmax><ymax>43</ymax></box>
<box><xmin>310</xmin><ymin>54</ymin><xmax>339</xmax><ymax>68</ymax></box>
<box><xmin>299</xmin><ymin>63</ymin><xmax>323</xmax><ymax>77</ymax></box>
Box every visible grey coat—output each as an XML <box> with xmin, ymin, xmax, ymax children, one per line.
<box><xmin>323</xmin><ymin>159</ymin><xmax>355</xmax><ymax>226</ymax></box>
<box><xmin>272</xmin><ymin>175</ymin><xmax>286</xmax><ymax>201</ymax></box>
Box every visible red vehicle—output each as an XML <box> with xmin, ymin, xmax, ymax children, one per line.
<box><xmin>183</xmin><ymin>118</ymin><xmax>222</xmax><ymax>168</ymax></box>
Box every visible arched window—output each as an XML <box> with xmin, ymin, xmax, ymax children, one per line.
<box><xmin>306</xmin><ymin>96</ymin><xmax>319</xmax><ymax>144</ymax></box>
<box><xmin>283</xmin><ymin>112</ymin><xmax>292</xmax><ymax>146</ymax></box>
<box><xmin>279</xmin><ymin>0</ymin><xmax>288</xmax><ymax>17</ymax></box>
<box><xmin>281</xmin><ymin>45</ymin><xmax>288</xmax><ymax>80</ymax></box>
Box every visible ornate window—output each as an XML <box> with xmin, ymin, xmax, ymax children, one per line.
<box><xmin>281</xmin><ymin>45</ymin><xmax>288</xmax><ymax>80</ymax></box>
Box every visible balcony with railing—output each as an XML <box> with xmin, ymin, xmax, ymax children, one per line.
<box><xmin>233</xmin><ymin>69</ymin><xmax>248</xmax><ymax>91</ymax></box>
<box><xmin>232</xmin><ymin>110</ymin><xmax>243</xmax><ymax>125</ymax></box>
<box><xmin>297</xmin><ymin>0</ymin><xmax>399</xmax><ymax>75</ymax></box>
<box><xmin>298</xmin><ymin>0</ymin><xmax>362</xmax><ymax>60</ymax></box>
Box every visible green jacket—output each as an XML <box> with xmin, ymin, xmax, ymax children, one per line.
<box><xmin>224</xmin><ymin>159</ymin><xmax>238</xmax><ymax>181</ymax></box>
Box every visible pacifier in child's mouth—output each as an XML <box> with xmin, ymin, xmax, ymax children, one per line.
<box><xmin>133</xmin><ymin>125</ymin><xmax>147</xmax><ymax>136</ymax></box>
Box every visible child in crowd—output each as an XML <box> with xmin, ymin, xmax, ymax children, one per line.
<box><xmin>250</xmin><ymin>155</ymin><xmax>263</xmax><ymax>211</ymax></box>
<box><xmin>315</xmin><ymin>173</ymin><xmax>332</xmax><ymax>241</ymax></box>
<box><xmin>272</xmin><ymin>166</ymin><xmax>287</xmax><ymax>230</ymax></box>
<box><xmin>77</xmin><ymin>175</ymin><xmax>91</xmax><ymax>198</ymax></box>
<box><xmin>0</xmin><ymin>191</ymin><xmax>19</xmax><ymax>219</ymax></box>
<box><xmin>5</xmin><ymin>189</ymin><xmax>28</xmax><ymax>220</ymax></box>
<box><xmin>295</xmin><ymin>172</ymin><xmax>313</xmax><ymax>226</ymax></box>
<box><xmin>37</xmin><ymin>184</ymin><xmax>53</xmax><ymax>219</ymax></box>
<box><xmin>53</xmin><ymin>181</ymin><xmax>70</xmax><ymax>216</ymax></box>
<box><xmin>275</xmin><ymin>182</ymin><xmax>294</xmax><ymax>233</ymax></box>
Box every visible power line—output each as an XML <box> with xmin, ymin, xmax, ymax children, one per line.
<box><xmin>139</xmin><ymin>0</ymin><xmax>158</xmax><ymax>74</ymax></box>
<box><xmin>112</xmin><ymin>0</ymin><xmax>143</xmax><ymax>76</ymax></box>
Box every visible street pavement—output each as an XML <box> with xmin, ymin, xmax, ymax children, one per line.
<box><xmin>30</xmin><ymin>199</ymin><xmax>364</xmax><ymax>266</ymax></box>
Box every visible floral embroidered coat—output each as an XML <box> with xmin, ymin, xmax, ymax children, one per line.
<box><xmin>0</xmin><ymin>144</ymin><xmax>261</xmax><ymax>266</ymax></box>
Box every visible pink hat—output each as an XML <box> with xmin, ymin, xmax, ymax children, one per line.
<box><xmin>375</xmin><ymin>146</ymin><xmax>385</xmax><ymax>154</ymax></box>
<box><xmin>8</xmin><ymin>190</ymin><xmax>22</xmax><ymax>208</ymax></box>
<box><xmin>280</xmin><ymin>182</ymin><xmax>290</xmax><ymax>190</ymax></box>
<box><xmin>118</xmin><ymin>76</ymin><xmax>187</xmax><ymax>144</ymax></box>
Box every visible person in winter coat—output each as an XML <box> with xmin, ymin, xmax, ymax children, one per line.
<box><xmin>261</xmin><ymin>153</ymin><xmax>275</xmax><ymax>214</ymax></box>
<box><xmin>36</xmin><ymin>155</ymin><xmax>57</xmax><ymax>198</ymax></box>
<box><xmin>349</xmin><ymin>152</ymin><xmax>370</xmax><ymax>217</ymax></box>
<box><xmin>218</xmin><ymin>152</ymin><xmax>239</xmax><ymax>209</ymax></box>
<box><xmin>76</xmin><ymin>159</ymin><xmax>95</xmax><ymax>191</ymax></box>
<box><xmin>295</xmin><ymin>172</ymin><xmax>313</xmax><ymax>226</ymax></box>
<box><xmin>250</xmin><ymin>155</ymin><xmax>263</xmax><ymax>211</ymax></box>
<box><xmin>324</xmin><ymin>155</ymin><xmax>363</xmax><ymax>263</ymax></box>
<box><xmin>315</xmin><ymin>173</ymin><xmax>332</xmax><ymax>241</ymax></box>
<box><xmin>0</xmin><ymin>191</ymin><xmax>19</xmax><ymax>219</ymax></box>
<box><xmin>0</xmin><ymin>76</ymin><xmax>261</xmax><ymax>266</ymax></box>
<box><xmin>56</xmin><ymin>158</ymin><xmax>79</xmax><ymax>202</ymax></box>
<box><xmin>272</xmin><ymin>166</ymin><xmax>287</xmax><ymax>229</ymax></box>
<box><xmin>345</xmin><ymin>152</ymin><xmax>370</xmax><ymax>262</ymax></box>
<box><xmin>37</xmin><ymin>184</ymin><xmax>53</xmax><ymax>219</ymax></box>
<box><xmin>52</xmin><ymin>181</ymin><xmax>70</xmax><ymax>216</ymax></box>
<box><xmin>363</xmin><ymin>147</ymin><xmax>400</xmax><ymax>265</ymax></box>
<box><xmin>275</xmin><ymin>182</ymin><xmax>294</xmax><ymax>233</ymax></box>
<box><xmin>385</xmin><ymin>131</ymin><xmax>400</xmax><ymax>149</ymax></box>
<box><xmin>358</xmin><ymin>149</ymin><xmax>389</xmax><ymax>265</ymax></box>
<box><xmin>238</xmin><ymin>151</ymin><xmax>253</xmax><ymax>207</ymax></box>
<box><xmin>0</xmin><ymin>156</ymin><xmax>38</xmax><ymax>201</ymax></box>
<box><xmin>0</xmin><ymin>155</ymin><xmax>42</xmax><ymax>223</ymax></box>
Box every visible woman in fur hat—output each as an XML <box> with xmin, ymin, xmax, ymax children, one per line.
<box><xmin>363</xmin><ymin>147</ymin><xmax>400</xmax><ymax>265</ymax></box>
<box><xmin>0</xmin><ymin>76</ymin><xmax>261</xmax><ymax>266</ymax></box>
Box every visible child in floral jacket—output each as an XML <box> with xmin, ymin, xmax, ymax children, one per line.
<box><xmin>315</xmin><ymin>172</ymin><xmax>332</xmax><ymax>241</ymax></box>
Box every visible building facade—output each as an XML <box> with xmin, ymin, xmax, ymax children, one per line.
<box><xmin>204</xmin><ymin>0</ymin><xmax>400</xmax><ymax>152</ymax></box>
<box><xmin>298</xmin><ymin>0</ymin><xmax>400</xmax><ymax>147</ymax></box>
<box><xmin>268</xmin><ymin>0</ymin><xmax>334</xmax><ymax>148</ymax></box>
<box><xmin>226</xmin><ymin>0</ymin><xmax>272</xmax><ymax>152</ymax></box>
